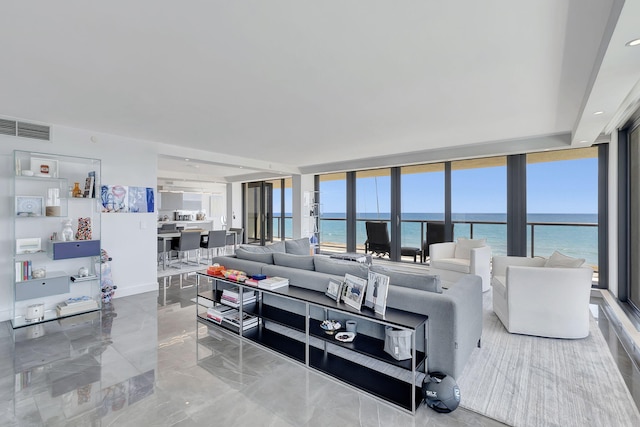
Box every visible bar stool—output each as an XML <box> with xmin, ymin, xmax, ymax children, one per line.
<box><xmin>169</xmin><ymin>231</ymin><xmax>202</xmax><ymax>267</ymax></box>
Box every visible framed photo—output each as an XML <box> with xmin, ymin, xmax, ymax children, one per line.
<box><xmin>365</xmin><ymin>271</ymin><xmax>390</xmax><ymax>316</ymax></box>
<box><xmin>325</xmin><ymin>279</ymin><xmax>344</xmax><ymax>302</ymax></box>
<box><xmin>30</xmin><ymin>157</ymin><xmax>58</xmax><ymax>178</ymax></box>
<box><xmin>343</xmin><ymin>273</ymin><xmax>367</xmax><ymax>311</ymax></box>
<box><xmin>16</xmin><ymin>196</ymin><xmax>44</xmax><ymax>217</ymax></box>
<box><xmin>16</xmin><ymin>237</ymin><xmax>42</xmax><ymax>254</ymax></box>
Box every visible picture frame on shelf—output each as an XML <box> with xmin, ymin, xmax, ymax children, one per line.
<box><xmin>364</xmin><ymin>271</ymin><xmax>390</xmax><ymax>316</ymax></box>
<box><xmin>16</xmin><ymin>196</ymin><xmax>44</xmax><ymax>217</ymax></box>
<box><xmin>342</xmin><ymin>273</ymin><xmax>367</xmax><ymax>311</ymax></box>
<box><xmin>16</xmin><ymin>237</ymin><xmax>42</xmax><ymax>254</ymax></box>
<box><xmin>325</xmin><ymin>279</ymin><xmax>344</xmax><ymax>302</ymax></box>
<box><xmin>30</xmin><ymin>157</ymin><xmax>58</xmax><ymax>178</ymax></box>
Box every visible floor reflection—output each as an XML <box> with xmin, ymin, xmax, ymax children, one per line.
<box><xmin>5</xmin><ymin>292</ymin><xmax>158</xmax><ymax>426</ymax></box>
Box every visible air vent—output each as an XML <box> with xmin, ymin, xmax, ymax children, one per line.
<box><xmin>0</xmin><ymin>118</ymin><xmax>16</xmax><ymax>136</ymax></box>
<box><xmin>17</xmin><ymin>122</ymin><xmax>50</xmax><ymax>141</ymax></box>
<box><xmin>0</xmin><ymin>117</ymin><xmax>51</xmax><ymax>141</ymax></box>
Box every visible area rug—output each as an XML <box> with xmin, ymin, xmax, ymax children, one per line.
<box><xmin>458</xmin><ymin>291</ymin><xmax>640</xmax><ymax>427</ymax></box>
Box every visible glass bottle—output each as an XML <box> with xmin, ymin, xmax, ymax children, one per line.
<box><xmin>72</xmin><ymin>182</ymin><xmax>82</xmax><ymax>198</ymax></box>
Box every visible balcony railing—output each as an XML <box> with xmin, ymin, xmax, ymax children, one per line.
<box><xmin>317</xmin><ymin>217</ymin><xmax>599</xmax><ymax>269</ymax></box>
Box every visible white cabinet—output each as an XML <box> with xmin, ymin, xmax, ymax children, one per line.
<box><xmin>12</xmin><ymin>150</ymin><xmax>102</xmax><ymax>328</ymax></box>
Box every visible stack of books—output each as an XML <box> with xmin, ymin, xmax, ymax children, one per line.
<box><xmin>220</xmin><ymin>287</ymin><xmax>257</xmax><ymax>308</ymax></box>
<box><xmin>257</xmin><ymin>276</ymin><xmax>289</xmax><ymax>290</ymax></box>
<box><xmin>56</xmin><ymin>296</ymin><xmax>99</xmax><ymax>317</ymax></box>
<box><xmin>205</xmin><ymin>304</ymin><xmax>259</xmax><ymax>331</ymax></box>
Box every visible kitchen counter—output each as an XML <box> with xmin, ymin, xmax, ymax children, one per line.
<box><xmin>157</xmin><ymin>220</ymin><xmax>213</xmax><ymax>230</ymax></box>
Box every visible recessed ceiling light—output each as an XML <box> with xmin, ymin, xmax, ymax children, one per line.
<box><xmin>626</xmin><ymin>38</ymin><xmax>640</xmax><ymax>47</ymax></box>
<box><xmin>579</xmin><ymin>140</ymin><xmax>588</xmax><ymax>144</ymax></box>
<box><xmin>184</xmin><ymin>158</ymin><xmax>190</xmax><ymax>161</ymax></box>
<box><xmin>593</xmin><ymin>111</ymin><xmax>604</xmax><ymax>115</ymax></box>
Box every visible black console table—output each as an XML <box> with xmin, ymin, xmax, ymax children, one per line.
<box><xmin>196</xmin><ymin>271</ymin><xmax>428</xmax><ymax>413</ymax></box>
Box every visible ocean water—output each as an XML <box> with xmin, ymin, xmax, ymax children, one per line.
<box><xmin>314</xmin><ymin>212</ymin><xmax>599</xmax><ymax>267</ymax></box>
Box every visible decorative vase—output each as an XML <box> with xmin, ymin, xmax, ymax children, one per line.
<box><xmin>61</xmin><ymin>219</ymin><xmax>74</xmax><ymax>241</ymax></box>
<box><xmin>72</xmin><ymin>182</ymin><xmax>82</xmax><ymax>198</ymax></box>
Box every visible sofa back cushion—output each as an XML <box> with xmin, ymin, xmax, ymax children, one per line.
<box><xmin>544</xmin><ymin>250</ymin><xmax>585</xmax><ymax>268</ymax></box>
<box><xmin>370</xmin><ymin>265</ymin><xmax>442</xmax><ymax>293</ymax></box>
<box><xmin>239</xmin><ymin>241</ymin><xmax>286</xmax><ymax>254</ymax></box>
<box><xmin>273</xmin><ymin>252</ymin><xmax>315</xmax><ymax>271</ymax></box>
<box><xmin>285</xmin><ymin>238</ymin><xmax>311</xmax><ymax>255</ymax></box>
<box><xmin>454</xmin><ymin>238</ymin><xmax>486</xmax><ymax>260</ymax></box>
<box><xmin>313</xmin><ymin>255</ymin><xmax>369</xmax><ymax>279</ymax></box>
<box><xmin>235</xmin><ymin>248</ymin><xmax>275</xmax><ymax>264</ymax></box>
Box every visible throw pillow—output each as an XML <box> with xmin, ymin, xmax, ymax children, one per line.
<box><xmin>454</xmin><ymin>238</ymin><xmax>486</xmax><ymax>260</ymax></box>
<box><xmin>285</xmin><ymin>238</ymin><xmax>311</xmax><ymax>255</ymax></box>
<box><xmin>235</xmin><ymin>248</ymin><xmax>274</xmax><ymax>264</ymax></box>
<box><xmin>273</xmin><ymin>252</ymin><xmax>315</xmax><ymax>271</ymax></box>
<box><xmin>544</xmin><ymin>250</ymin><xmax>585</xmax><ymax>268</ymax></box>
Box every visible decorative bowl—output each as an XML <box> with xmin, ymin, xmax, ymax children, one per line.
<box><xmin>320</xmin><ymin>320</ymin><xmax>341</xmax><ymax>335</ymax></box>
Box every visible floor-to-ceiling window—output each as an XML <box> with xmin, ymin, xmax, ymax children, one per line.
<box><xmin>269</xmin><ymin>178</ymin><xmax>292</xmax><ymax>241</ymax></box>
<box><xmin>356</xmin><ymin>169</ymin><xmax>391</xmax><ymax>253</ymax></box>
<box><xmin>451</xmin><ymin>157</ymin><xmax>507</xmax><ymax>255</ymax></box>
<box><xmin>319</xmin><ymin>173</ymin><xmax>347</xmax><ymax>253</ymax></box>
<box><xmin>526</xmin><ymin>148</ymin><xmax>599</xmax><ymax>275</ymax></box>
<box><xmin>629</xmin><ymin>127</ymin><xmax>640</xmax><ymax>310</ymax></box>
<box><xmin>400</xmin><ymin>164</ymin><xmax>445</xmax><ymax>253</ymax></box>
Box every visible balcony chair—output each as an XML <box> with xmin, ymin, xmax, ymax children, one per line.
<box><xmin>421</xmin><ymin>222</ymin><xmax>451</xmax><ymax>263</ymax></box>
<box><xmin>169</xmin><ymin>230</ymin><xmax>202</xmax><ymax>267</ymax></box>
<box><xmin>201</xmin><ymin>230</ymin><xmax>227</xmax><ymax>261</ymax></box>
<box><xmin>491</xmin><ymin>253</ymin><xmax>594</xmax><ymax>339</ymax></box>
<box><xmin>429</xmin><ymin>238</ymin><xmax>492</xmax><ymax>291</ymax></box>
<box><xmin>364</xmin><ymin>221</ymin><xmax>391</xmax><ymax>258</ymax></box>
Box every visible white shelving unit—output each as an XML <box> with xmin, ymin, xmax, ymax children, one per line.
<box><xmin>12</xmin><ymin>150</ymin><xmax>102</xmax><ymax>328</ymax></box>
<box><xmin>303</xmin><ymin>190</ymin><xmax>320</xmax><ymax>254</ymax></box>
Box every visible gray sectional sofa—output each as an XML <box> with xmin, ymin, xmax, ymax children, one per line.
<box><xmin>211</xmin><ymin>239</ymin><xmax>483</xmax><ymax>379</ymax></box>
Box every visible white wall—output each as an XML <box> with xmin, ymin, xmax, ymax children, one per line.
<box><xmin>0</xmin><ymin>125</ymin><xmax>159</xmax><ymax>321</ymax></box>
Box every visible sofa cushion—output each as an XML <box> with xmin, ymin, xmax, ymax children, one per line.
<box><xmin>454</xmin><ymin>238</ymin><xmax>486</xmax><ymax>260</ymax></box>
<box><xmin>239</xmin><ymin>241</ymin><xmax>286</xmax><ymax>254</ymax></box>
<box><xmin>544</xmin><ymin>251</ymin><xmax>585</xmax><ymax>268</ymax></box>
<box><xmin>273</xmin><ymin>252</ymin><xmax>315</xmax><ymax>271</ymax></box>
<box><xmin>262</xmin><ymin>264</ymin><xmax>340</xmax><ymax>293</ymax></box>
<box><xmin>235</xmin><ymin>248</ymin><xmax>275</xmax><ymax>264</ymax></box>
<box><xmin>285</xmin><ymin>238</ymin><xmax>311</xmax><ymax>255</ymax></box>
<box><xmin>430</xmin><ymin>258</ymin><xmax>471</xmax><ymax>274</ymax></box>
<box><xmin>313</xmin><ymin>255</ymin><xmax>369</xmax><ymax>279</ymax></box>
<box><xmin>370</xmin><ymin>265</ymin><xmax>442</xmax><ymax>293</ymax></box>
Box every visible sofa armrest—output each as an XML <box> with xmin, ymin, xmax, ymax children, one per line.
<box><xmin>386</xmin><ymin>274</ymin><xmax>482</xmax><ymax>378</ymax></box>
<box><xmin>430</xmin><ymin>242</ymin><xmax>456</xmax><ymax>261</ymax></box>
<box><xmin>492</xmin><ymin>255</ymin><xmax>545</xmax><ymax>277</ymax></box>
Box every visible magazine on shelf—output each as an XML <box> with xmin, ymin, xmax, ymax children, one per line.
<box><xmin>364</xmin><ymin>271</ymin><xmax>390</xmax><ymax>316</ymax></box>
<box><xmin>257</xmin><ymin>277</ymin><xmax>289</xmax><ymax>290</ymax></box>
<box><xmin>56</xmin><ymin>296</ymin><xmax>98</xmax><ymax>316</ymax></box>
<box><xmin>222</xmin><ymin>286</ymin><xmax>255</xmax><ymax>299</ymax></box>
<box><xmin>206</xmin><ymin>304</ymin><xmax>234</xmax><ymax>324</ymax></box>
<box><xmin>220</xmin><ymin>296</ymin><xmax>257</xmax><ymax>308</ymax></box>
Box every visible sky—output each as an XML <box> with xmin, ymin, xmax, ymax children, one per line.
<box><xmin>314</xmin><ymin>157</ymin><xmax>598</xmax><ymax>215</ymax></box>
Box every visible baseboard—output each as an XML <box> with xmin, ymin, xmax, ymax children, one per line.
<box><xmin>112</xmin><ymin>282</ymin><xmax>158</xmax><ymax>299</ymax></box>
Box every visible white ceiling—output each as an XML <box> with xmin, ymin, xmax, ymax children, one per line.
<box><xmin>1</xmin><ymin>1</ymin><xmax>639</xmax><ymax>183</ymax></box>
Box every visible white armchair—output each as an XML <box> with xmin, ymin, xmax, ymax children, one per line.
<box><xmin>492</xmin><ymin>255</ymin><xmax>594</xmax><ymax>339</ymax></box>
<box><xmin>429</xmin><ymin>238</ymin><xmax>492</xmax><ymax>292</ymax></box>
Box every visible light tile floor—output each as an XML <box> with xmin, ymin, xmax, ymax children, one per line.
<box><xmin>1</xmin><ymin>270</ymin><xmax>638</xmax><ymax>426</ymax></box>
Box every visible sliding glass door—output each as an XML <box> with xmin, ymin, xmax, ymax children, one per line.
<box><xmin>245</xmin><ymin>182</ymin><xmax>273</xmax><ymax>245</ymax></box>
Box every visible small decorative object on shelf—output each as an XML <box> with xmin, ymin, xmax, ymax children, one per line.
<box><xmin>72</xmin><ymin>182</ymin><xmax>82</xmax><ymax>198</ymax></box>
<box><xmin>32</xmin><ymin>266</ymin><xmax>46</xmax><ymax>279</ymax></box>
<box><xmin>76</xmin><ymin>217</ymin><xmax>92</xmax><ymax>240</ymax></box>
<box><xmin>320</xmin><ymin>319</ymin><xmax>342</xmax><ymax>335</ymax></box>
<box><xmin>25</xmin><ymin>303</ymin><xmax>44</xmax><ymax>322</ymax></box>
<box><xmin>61</xmin><ymin>219</ymin><xmax>74</xmax><ymax>241</ymax></box>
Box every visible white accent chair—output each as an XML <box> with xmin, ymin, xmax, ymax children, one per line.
<box><xmin>491</xmin><ymin>255</ymin><xmax>594</xmax><ymax>339</ymax></box>
<box><xmin>429</xmin><ymin>239</ymin><xmax>492</xmax><ymax>292</ymax></box>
